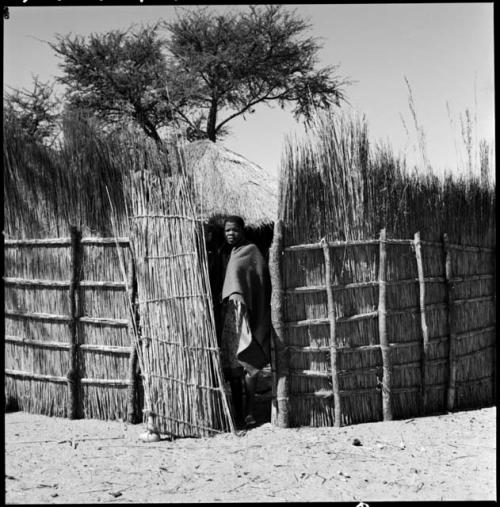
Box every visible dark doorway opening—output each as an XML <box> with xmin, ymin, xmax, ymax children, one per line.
<box><xmin>204</xmin><ymin>215</ymin><xmax>274</xmax><ymax>426</ymax></box>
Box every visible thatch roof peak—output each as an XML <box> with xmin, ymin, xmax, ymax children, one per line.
<box><xmin>182</xmin><ymin>139</ymin><xmax>278</xmax><ymax>226</ymax></box>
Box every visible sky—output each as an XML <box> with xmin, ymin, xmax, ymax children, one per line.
<box><xmin>3</xmin><ymin>3</ymin><xmax>495</xmax><ymax>180</ymax></box>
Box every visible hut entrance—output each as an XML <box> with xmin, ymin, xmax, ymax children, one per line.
<box><xmin>203</xmin><ymin>217</ymin><xmax>275</xmax><ymax>426</ymax></box>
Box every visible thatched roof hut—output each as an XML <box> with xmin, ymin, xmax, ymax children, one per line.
<box><xmin>182</xmin><ymin>140</ymin><xmax>278</xmax><ymax>226</ymax></box>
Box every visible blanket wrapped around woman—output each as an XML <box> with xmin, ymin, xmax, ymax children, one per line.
<box><xmin>220</xmin><ymin>240</ymin><xmax>271</xmax><ymax>374</ymax></box>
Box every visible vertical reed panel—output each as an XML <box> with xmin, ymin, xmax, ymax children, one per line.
<box><xmin>414</xmin><ymin>231</ymin><xmax>429</xmax><ymax>415</ymax></box>
<box><xmin>67</xmin><ymin>225</ymin><xmax>82</xmax><ymax>419</ymax></box>
<box><xmin>443</xmin><ymin>233</ymin><xmax>457</xmax><ymax>411</ymax></box>
<box><xmin>269</xmin><ymin>219</ymin><xmax>289</xmax><ymax>428</ymax></box>
<box><xmin>126</xmin><ymin>254</ymin><xmax>139</xmax><ymax>423</ymax></box>
<box><xmin>378</xmin><ymin>228</ymin><xmax>392</xmax><ymax>421</ymax></box>
<box><xmin>321</xmin><ymin>238</ymin><xmax>341</xmax><ymax>426</ymax></box>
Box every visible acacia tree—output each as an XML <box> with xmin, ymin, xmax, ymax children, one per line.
<box><xmin>50</xmin><ymin>24</ymin><xmax>181</xmax><ymax>143</ymax></box>
<box><xmin>165</xmin><ymin>5</ymin><xmax>348</xmax><ymax>141</ymax></box>
<box><xmin>4</xmin><ymin>76</ymin><xmax>60</xmax><ymax>144</ymax></box>
<box><xmin>50</xmin><ymin>6</ymin><xmax>348</xmax><ymax>143</ymax></box>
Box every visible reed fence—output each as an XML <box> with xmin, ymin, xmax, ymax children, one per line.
<box><xmin>270</xmin><ymin>222</ymin><xmax>496</xmax><ymax>427</ymax></box>
<box><xmin>4</xmin><ymin>232</ymin><xmax>142</xmax><ymax>421</ymax></box>
<box><xmin>125</xmin><ymin>170</ymin><xmax>234</xmax><ymax>438</ymax></box>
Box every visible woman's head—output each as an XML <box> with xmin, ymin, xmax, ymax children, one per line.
<box><xmin>224</xmin><ymin>216</ymin><xmax>245</xmax><ymax>246</ymax></box>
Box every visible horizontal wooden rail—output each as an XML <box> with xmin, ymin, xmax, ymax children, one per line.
<box><xmin>287</xmin><ymin>327</ymin><xmax>493</xmax><ymax>356</ymax></box>
<box><xmin>289</xmin><ymin>383</ymin><xmax>451</xmax><ymax>399</ymax></box>
<box><xmin>286</xmin><ymin>281</ymin><xmax>377</xmax><ymax>294</ymax></box>
<box><xmin>5</xmin><ymin>336</ymin><xmax>132</xmax><ymax>355</ymax></box>
<box><xmin>80</xmin><ymin>237</ymin><xmax>129</xmax><ymax>246</ymax></box>
<box><xmin>148</xmin><ymin>373</ymin><xmax>230</xmax><ymax>392</ymax></box>
<box><xmin>285</xmin><ymin>373</ymin><xmax>493</xmax><ymax>401</ymax></box>
<box><xmin>284</xmin><ymin>238</ymin><xmax>494</xmax><ymax>253</ymax></box>
<box><xmin>79</xmin><ymin>344</ymin><xmax>132</xmax><ymax>354</ymax></box>
<box><xmin>132</xmin><ymin>214</ymin><xmax>199</xmax><ymax>221</ymax></box>
<box><xmin>453</xmin><ymin>274</ymin><xmax>494</xmax><ymax>283</ymax></box>
<box><xmin>284</xmin><ymin>273</ymin><xmax>494</xmax><ymax>295</ymax></box>
<box><xmin>289</xmin><ymin>366</ymin><xmax>378</xmax><ymax>378</ymax></box>
<box><xmin>145</xmin><ymin>252</ymin><xmax>196</xmax><ymax>260</ymax></box>
<box><xmin>5</xmin><ymin>335</ymin><xmax>70</xmax><ymax>349</ymax></box>
<box><xmin>455</xmin><ymin>325</ymin><xmax>495</xmax><ymax>339</ymax></box>
<box><xmin>453</xmin><ymin>295</ymin><xmax>495</xmax><ymax>305</ymax></box>
<box><xmin>5</xmin><ymin>311</ymin><xmax>129</xmax><ymax>328</ymax></box>
<box><xmin>288</xmin><ymin>369</ymin><xmax>331</xmax><ymax>378</ymax></box>
<box><xmin>138</xmin><ymin>293</ymin><xmax>208</xmax><ymax>304</ymax></box>
<box><xmin>287</xmin><ymin>345</ymin><xmax>330</xmax><ymax>353</ymax></box>
<box><xmin>80</xmin><ymin>378</ymin><xmax>132</xmax><ymax>387</ymax></box>
<box><xmin>79</xmin><ymin>281</ymin><xmax>127</xmax><ymax>289</ymax></box>
<box><xmin>285</xmin><ymin>295</ymin><xmax>494</xmax><ymax>329</ymax></box>
<box><xmin>79</xmin><ymin>316</ymin><xmax>129</xmax><ymax>328</ymax></box>
<box><xmin>455</xmin><ymin>343</ymin><xmax>495</xmax><ymax>358</ymax></box>
<box><xmin>456</xmin><ymin>374</ymin><xmax>494</xmax><ymax>385</ymax></box>
<box><xmin>138</xmin><ymin>338</ymin><xmax>220</xmax><ymax>351</ymax></box>
<box><xmin>5</xmin><ymin>310</ymin><xmax>71</xmax><ymax>322</ymax></box>
<box><xmin>4</xmin><ymin>236</ymin><xmax>129</xmax><ymax>247</ymax></box>
<box><xmin>4</xmin><ymin>238</ymin><xmax>72</xmax><ymax>247</ymax></box>
<box><xmin>285</xmin><ymin>239</ymin><xmax>380</xmax><ymax>251</ymax></box>
<box><xmin>4</xmin><ymin>277</ymin><xmax>70</xmax><ymax>288</ymax></box>
<box><xmin>285</xmin><ymin>311</ymin><xmax>379</xmax><ymax>328</ymax></box>
<box><xmin>3</xmin><ymin>277</ymin><xmax>126</xmax><ymax>290</ymax></box>
<box><xmin>5</xmin><ymin>369</ymin><xmax>68</xmax><ymax>383</ymax></box>
<box><xmin>393</xmin><ymin>358</ymin><xmax>448</xmax><ymax>369</ymax></box>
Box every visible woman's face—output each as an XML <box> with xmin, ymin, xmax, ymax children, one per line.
<box><xmin>224</xmin><ymin>221</ymin><xmax>244</xmax><ymax>246</ymax></box>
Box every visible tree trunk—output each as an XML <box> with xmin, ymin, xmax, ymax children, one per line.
<box><xmin>206</xmin><ymin>98</ymin><xmax>218</xmax><ymax>142</ymax></box>
<box><xmin>134</xmin><ymin>107</ymin><xmax>162</xmax><ymax>144</ymax></box>
<box><xmin>141</xmin><ymin>121</ymin><xmax>162</xmax><ymax>144</ymax></box>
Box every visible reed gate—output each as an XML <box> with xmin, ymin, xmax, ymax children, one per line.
<box><xmin>4</xmin><ymin>230</ymin><xmax>141</xmax><ymax>421</ymax></box>
<box><xmin>271</xmin><ymin>222</ymin><xmax>496</xmax><ymax>427</ymax></box>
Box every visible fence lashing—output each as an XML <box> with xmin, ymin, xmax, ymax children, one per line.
<box><xmin>321</xmin><ymin>237</ymin><xmax>342</xmax><ymax>427</ymax></box>
<box><xmin>414</xmin><ymin>232</ymin><xmax>429</xmax><ymax>416</ymax></box>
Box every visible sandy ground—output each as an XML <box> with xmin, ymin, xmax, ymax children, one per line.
<box><xmin>4</xmin><ymin>406</ymin><xmax>496</xmax><ymax>504</ymax></box>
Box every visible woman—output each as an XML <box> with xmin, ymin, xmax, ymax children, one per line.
<box><xmin>219</xmin><ymin>216</ymin><xmax>271</xmax><ymax>427</ymax></box>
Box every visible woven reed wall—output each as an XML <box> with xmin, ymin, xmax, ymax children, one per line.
<box><xmin>4</xmin><ymin>235</ymin><xmax>140</xmax><ymax>421</ymax></box>
<box><xmin>126</xmin><ymin>172</ymin><xmax>234</xmax><ymax>438</ymax></box>
<box><xmin>276</xmin><ymin>229</ymin><xmax>496</xmax><ymax>427</ymax></box>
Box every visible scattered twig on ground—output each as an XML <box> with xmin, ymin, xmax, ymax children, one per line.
<box><xmin>6</xmin><ymin>436</ymin><xmax>126</xmax><ymax>445</ymax></box>
<box><xmin>226</xmin><ymin>481</ymin><xmax>250</xmax><ymax>493</ymax></box>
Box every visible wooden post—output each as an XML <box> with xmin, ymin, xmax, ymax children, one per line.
<box><xmin>126</xmin><ymin>254</ymin><xmax>140</xmax><ymax>424</ymax></box>
<box><xmin>67</xmin><ymin>225</ymin><xmax>82</xmax><ymax>419</ymax></box>
<box><xmin>492</xmin><ymin>245</ymin><xmax>496</xmax><ymax>403</ymax></box>
<box><xmin>321</xmin><ymin>238</ymin><xmax>342</xmax><ymax>427</ymax></box>
<box><xmin>443</xmin><ymin>234</ymin><xmax>457</xmax><ymax>411</ymax></box>
<box><xmin>269</xmin><ymin>220</ymin><xmax>289</xmax><ymax>428</ymax></box>
<box><xmin>414</xmin><ymin>232</ymin><xmax>429</xmax><ymax>415</ymax></box>
<box><xmin>378</xmin><ymin>228</ymin><xmax>393</xmax><ymax>420</ymax></box>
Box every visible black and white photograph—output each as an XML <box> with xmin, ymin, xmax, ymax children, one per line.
<box><xmin>3</xmin><ymin>2</ymin><xmax>495</xmax><ymax>503</ymax></box>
